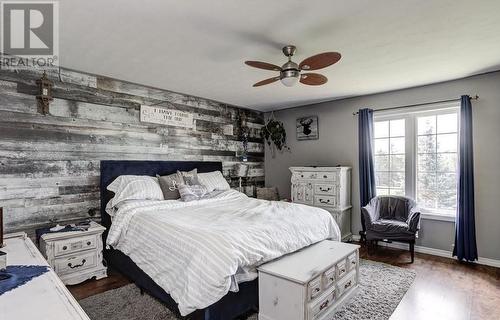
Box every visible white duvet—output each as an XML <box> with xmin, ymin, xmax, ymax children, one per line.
<box><xmin>107</xmin><ymin>189</ymin><xmax>340</xmax><ymax>316</ymax></box>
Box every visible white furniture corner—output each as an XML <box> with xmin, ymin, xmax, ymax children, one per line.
<box><xmin>258</xmin><ymin>240</ymin><xmax>360</xmax><ymax>320</ymax></box>
<box><xmin>39</xmin><ymin>221</ymin><xmax>107</xmax><ymax>285</ymax></box>
<box><xmin>290</xmin><ymin>166</ymin><xmax>352</xmax><ymax>241</ymax></box>
<box><xmin>0</xmin><ymin>232</ymin><xmax>91</xmax><ymax>320</ymax></box>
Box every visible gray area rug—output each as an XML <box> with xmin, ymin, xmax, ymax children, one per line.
<box><xmin>79</xmin><ymin>260</ymin><xmax>415</xmax><ymax>320</ymax></box>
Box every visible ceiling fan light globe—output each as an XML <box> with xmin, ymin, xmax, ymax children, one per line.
<box><xmin>281</xmin><ymin>75</ymin><xmax>299</xmax><ymax>87</ymax></box>
<box><xmin>280</xmin><ymin>69</ymin><xmax>300</xmax><ymax>87</ymax></box>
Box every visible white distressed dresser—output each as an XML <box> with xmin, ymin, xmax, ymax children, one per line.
<box><xmin>0</xmin><ymin>233</ymin><xmax>91</xmax><ymax>320</ymax></box>
<box><xmin>290</xmin><ymin>166</ymin><xmax>352</xmax><ymax>241</ymax></box>
<box><xmin>39</xmin><ymin>221</ymin><xmax>107</xmax><ymax>285</ymax></box>
<box><xmin>258</xmin><ymin>240</ymin><xmax>360</xmax><ymax>320</ymax></box>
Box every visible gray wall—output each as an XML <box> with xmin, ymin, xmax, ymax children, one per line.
<box><xmin>0</xmin><ymin>67</ymin><xmax>264</xmax><ymax>237</ymax></box>
<box><xmin>265</xmin><ymin>71</ymin><xmax>500</xmax><ymax>260</ymax></box>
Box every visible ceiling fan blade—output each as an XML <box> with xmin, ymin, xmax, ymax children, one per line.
<box><xmin>300</xmin><ymin>73</ymin><xmax>328</xmax><ymax>86</ymax></box>
<box><xmin>253</xmin><ymin>76</ymin><xmax>280</xmax><ymax>87</ymax></box>
<box><xmin>245</xmin><ymin>61</ymin><xmax>282</xmax><ymax>71</ymax></box>
<box><xmin>299</xmin><ymin>52</ymin><xmax>341</xmax><ymax>70</ymax></box>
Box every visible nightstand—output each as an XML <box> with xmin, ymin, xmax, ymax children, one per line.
<box><xmin>39</xmin><ymin>221</ymin><xmax>107</xmax><ymax>285</ymax></box>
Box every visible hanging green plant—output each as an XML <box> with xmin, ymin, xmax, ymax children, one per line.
<box><xmin>261</xmin><ymin>118</ymin><xmax>290</xmax><ymax>152</ymax></box>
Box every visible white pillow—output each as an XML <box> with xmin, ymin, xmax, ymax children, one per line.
<box><xmin>107</xmin><ymin>175</ymin><xmax>164</xmax><ymax>207</ymax></box>
<box><xmin>198</xmin><ymin>171</ymin><xmax>230</xmax><ymax>192</ymax></box>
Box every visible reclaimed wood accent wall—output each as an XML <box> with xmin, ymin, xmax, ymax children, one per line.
<box><xmin>0</xmin><ymin>68</ymin><xmax>264</xmax><ymax>236</ymax></box>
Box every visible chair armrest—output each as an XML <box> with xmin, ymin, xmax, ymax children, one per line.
<box><xmin>407</xmin><ymin>209</ymin><xmax>421</xmax><ymax>233</ymax></box>
<box><xmin>361</xmin><ymin>203</ymin><xmax>379</xmax><ymax>229</ymax></box>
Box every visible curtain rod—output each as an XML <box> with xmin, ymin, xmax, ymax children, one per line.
<box><xmin>352</xmin><ymin>94</ymin><xmax>479</xmax><ymax>116</ymax></box>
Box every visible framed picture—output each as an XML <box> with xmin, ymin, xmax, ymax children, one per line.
<box><xmin>296</xmin><ymin>116</ymin><xmax>319</xmax><ymax>140</ymax></box>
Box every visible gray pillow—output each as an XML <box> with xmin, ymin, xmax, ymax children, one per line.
<box><xmin>177</xmin><ymin>169</ymin><xmax>200</xmax><ymax>185</ymax></box>
<box><xmin>178</xmin><ymin>184</ymin><xmax>208</xmax><ymax>202</ymax></box>
<box><xmin>157</xmin><ymin>172</ymin><xmax>184</xmax><ymax>200</ymax></box>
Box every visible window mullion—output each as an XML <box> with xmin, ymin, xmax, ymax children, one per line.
<box><xmin>405</xmin><ymin>115</ymin><xmax>416</xmax><ymax>199</ymax></box>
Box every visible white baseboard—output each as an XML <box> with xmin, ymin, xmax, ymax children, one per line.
<box><xmin>351</xmin><ymin>235</ymin><xmax>500</xmax><ymax>268</ymax></box>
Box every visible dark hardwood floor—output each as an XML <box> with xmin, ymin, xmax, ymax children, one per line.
<box><xmin>68</xmin><ymin>244</ymin><xmax>500</xmax><ymax>319</ymax></box>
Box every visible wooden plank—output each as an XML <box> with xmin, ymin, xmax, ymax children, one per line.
<box><xmin>4</xmin><ymin>200</ymin><xmax>99</xmax><ymax>229</ymax></box>
<box><xmin>59</xmin><ymin>69</ymin><xmax>97</xmax><ymax>88</ymax></box>
<box><xmin>0</xmin><ymin>176</ymin><xmax>100</xmax><ymax>188</ymax></box>
<box><xmin>0</xmin><ymin>187</ymin><xmax>59</xmax><ymax>200</ymax></box>
<box><xmin>0</xmin><ymin>160</ymin><xmax>99</xmax><ymax>178</ymax></box>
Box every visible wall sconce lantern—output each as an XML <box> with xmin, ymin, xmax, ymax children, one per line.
<box><xmin>36</xmin><ymin>71</ymin><xmax>53</xmax><ymax>115</ymax></box>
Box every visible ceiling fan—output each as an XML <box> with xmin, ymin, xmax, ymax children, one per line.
<box><xmin>245</xmin><ymin>45</ymin><xmax>341</xmax><ymax>87</ymax></box>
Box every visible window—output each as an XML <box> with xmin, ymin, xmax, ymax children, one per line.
<box><xmin>374</xmin><ymin>119</ymin><xmax>405</xmax><ymax>196</ymax></box>
<box><xmin>373</xmin><ymin>105</ymin><xmax>459</xmax><ymax>220</ymax></box>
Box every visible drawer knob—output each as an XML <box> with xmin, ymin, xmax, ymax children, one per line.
<box><xmin>319</xmin><ymin>199</ymin><xmax>330</xmax><ymax>204</ymax></box>
<box><xmin>319</xmin><ymin>299</ymin><xmax>329</xmax><ymax>311</ymax></box>
<box><xmin>87</xmin><ymin>241</ymin><xmax>91</xmax><ymax>246</ymax></box>
<box><xmin>344</xmin><ymin>281</ymin><xmax>352</xmax><ymax>289</ymax></box>
<box><xmin>62</xmin><ymin>246</ymin><xmax>67</xmax><ymax>250</ymax></box>
<box><xmin>314</xmin><ymin>288</ymin><xmax>320</xmax><ymax>292</ymax></box>
<box><xmin>329</xmin><ymin>277</ymin><xmax>334</xmax><ymax>281</ymax></box>
<box><xmin>68</xmin><ymin>259</ymin><xmax>86</xmax><ymax>269</ymax></box>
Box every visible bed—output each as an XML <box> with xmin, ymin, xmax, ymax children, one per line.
<box><xmin>100</xmin><ymin>160</ymin><xmax>340</xmax><ymax>320</ymax></box>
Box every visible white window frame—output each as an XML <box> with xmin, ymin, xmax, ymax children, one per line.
<box><xmin>374</xmin><ymin>101</ymin><xmax>459</xmax><ymax>222</ymax></box>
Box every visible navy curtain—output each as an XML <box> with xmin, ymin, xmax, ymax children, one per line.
<box><xmin>453</xmin><ymin>95</ymin><xmax>478</xmax><ymax>261</ymax></box>
<box><xmin>358</xmin><ymin>108</ymin><xmax>376</xmax><ymax>232</ymax></box>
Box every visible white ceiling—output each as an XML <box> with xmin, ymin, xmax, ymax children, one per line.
<box><xmin>60</xmin><ymin>0</ymin><xmax>500</xmax><ymax>111</ymax></box>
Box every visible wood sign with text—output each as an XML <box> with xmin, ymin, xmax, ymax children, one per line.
<box><xmin>140</xmin><ymin>105</ymin><xmax>195</xmax><ymax>129</ymax></box>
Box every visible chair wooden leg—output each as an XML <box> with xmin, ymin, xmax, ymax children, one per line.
<box><xmin>409</xmin><ymin>241</ymin><xmax>415</xmax><ymax>263</ymax></box>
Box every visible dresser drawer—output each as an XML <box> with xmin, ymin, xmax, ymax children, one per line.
<box><xmin>322</xmin><ymin>266</ymin><xmax>336</xmax><ymax>289</ymax></box>
<box><xmin>54</xmin><ymin>251</ymin><xmax>98</xmax><ymax>275</ymax></box>
<box><xmin>337</xmin><ymin>271</ymin><xmax>356</xmax><ymax>297</ymax></box>
<box><xmin>54</xmin><ymin>235</ymin><xmax>97</xmax><ymax>257</ymax></box>
<box><xmin>314</xmin><ymin>184</ymin><xmax>335</xmax><ymax>195</ymax></box>
<box><xmin>314</xmin><ymin>195</ymin><xmax>336</xmax><ymax>207</ymax></box>
<box><xmin>308</xmin><ymin>289</ymin><xmax>335</xmax><ymax>320</ymax></box>
<box><xmin>347</xmin><ymin>253</ymin><xmax>358</xmax><ymax>271</ymax></box>
<box><xmin>336</xmin><ymin>259</ymin><xmax>348</xmax><ymax>279</ymax></box>
<box><xmin>296</xmin><ymin>171</ymin><xmax>336</xmax><ymax>181</ymax></box>
<box><xmin>307</xmin><ymin>276</ymin><xmax>322</xmax><ymax>301</ymax></box>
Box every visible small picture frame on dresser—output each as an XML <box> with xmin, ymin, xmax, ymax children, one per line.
<box><xmin>296</xmin><ymin>116</ymin><xmax>319</xmax><ymax>140</ymax></box>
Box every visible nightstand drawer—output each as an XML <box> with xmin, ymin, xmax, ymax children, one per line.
<box><xmin>54</xmin><ymin>251</ymin><xmax>98</xmax><ymax>275</ymax></box>
<box><xmin>54</xmin><ymin>235</ymin><xmax>97</xmax><ymax>257</ymax></box>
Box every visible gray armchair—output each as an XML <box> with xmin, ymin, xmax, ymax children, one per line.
<box><xmin>362</xmin><ymin>196</ymin><xmax>421</xmax><ymax>262</ymax></box>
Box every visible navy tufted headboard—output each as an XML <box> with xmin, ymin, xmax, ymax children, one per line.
<box><xmin>99</xmin><ymin>160</ymin><xmax>223</xmax><ymax>241</ymax></box>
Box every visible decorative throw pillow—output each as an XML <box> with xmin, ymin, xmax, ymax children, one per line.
<box><xmin>178</xmin><ymin>184</ymin><xmax>208</xmax><ymax>202</ymax></box>
<box><xmin>177</xmin><ymin>169</ymin><xmax>199</xmax><ymax>185</ymax></box>
<box><xmin>157</xmin><ymin>172</ymin><xmax>184</xmax><ymax>200</ymax></box>
<box><xmin>107</xmin><ymin>175</ymin><xmax>164</xmax><ymax>207</ymax></box>
<box><xmin>198</xmin><ymin>171</ymin><xmax>230</xmax><ymax>192</ymax></box>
